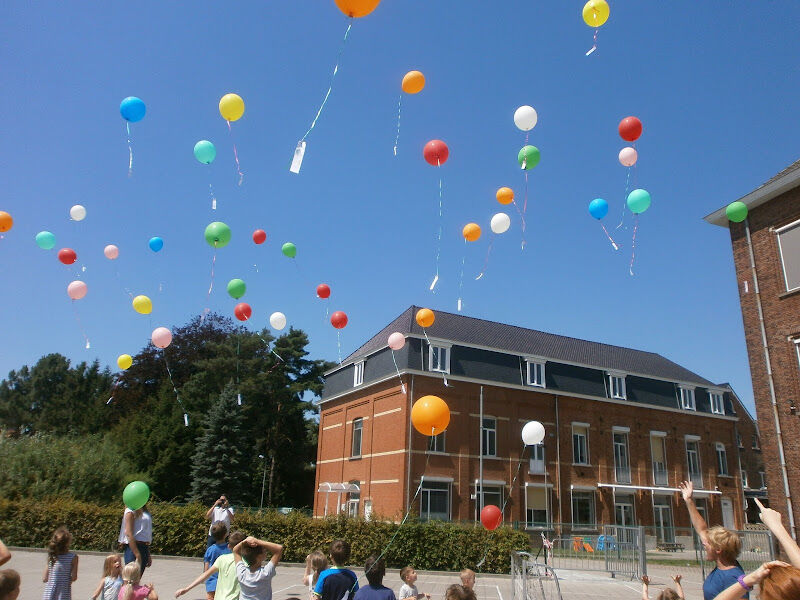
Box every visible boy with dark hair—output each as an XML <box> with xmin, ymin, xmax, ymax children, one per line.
<box><xmin>313</xmin><ymin>540</ymin><xmax>359</xmax><ymax>600</ymax></box>
<box><xmin>233</xmin><ymin>536</ymin><xmax>283</xmax><ymax>600</ymax></box>
<box><xmin>176</xmin><ymin>531</ymin><xmax>246</xmax><ymax>600</ymax></box>
<box><xmin>200</xmin><ymin>523</ymin><xmax>230</xmax><ymax>600</ymax></box>
<box><xmin>354</xmin><ymin>556</ymin><xmax>395</xmax><ymax>600</ymax></box>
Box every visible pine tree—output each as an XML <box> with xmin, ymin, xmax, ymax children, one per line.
<box><xmin>188</xmin><ymin>382</ymin><xmax>249</xmax><ymax>504</ymax></box>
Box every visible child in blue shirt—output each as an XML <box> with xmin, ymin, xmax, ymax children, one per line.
<box><xmin>203</xmin><ymin>523</ymin><xmax>232</xmax><ymax>600</ymax></box>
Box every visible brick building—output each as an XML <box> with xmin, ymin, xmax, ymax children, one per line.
<box><xmin>705</xmin><ymin>159</ymin><xmax>800</xmax><ymax>538</ymax></box>
<box><xmin>314</xmin><ymin>307</ymin><xmax>750</xmax><ymax>544</ymax></box>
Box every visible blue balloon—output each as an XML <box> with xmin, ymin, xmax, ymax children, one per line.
<box><xmin>588</xmin><ymin>198</ymin><xmax>609</xmax><ymax>220</ymax></box>
<box><xmin>148</xmin><ymin>236</ymin><xmax>164</xmax><ymax>252</ymax></box>
<box><xmin>120</xmin><ymin>97</ymin><xmax>146</xmax><ymax>122</ymax></box>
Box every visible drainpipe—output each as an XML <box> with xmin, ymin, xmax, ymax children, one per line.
<box><xmin>406</xmin><ymin>374</ymin><xmax>415</xmax><ymax>520</ymax></box>
<box><xmin>744</xmin><ymin>218</ymin><xmax>796</xmax><ymax>539</ymax></box>
<box><xmin>479</xmin><ymin>385</ymin><xmax>484</xmax><ymax>523</ymax></box>
<box><xmin>555</xmin><ymin>395</ymin><xmax>562</xmax><ymax>530</ymax></box>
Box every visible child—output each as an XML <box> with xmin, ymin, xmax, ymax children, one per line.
<box><xmin>458</xmin><ymin>570</ymin><xmax>475</xmax><ymax>592</ymax></box>
<box><xmin>353</xmin><ymin>555</ymin><xmax>395</xmax><ymax>600</ymax></box>
<box><xmin>444</xmin><ymin>585</ymin><xmax>475</xmax><ymax>600</ymax></box>
<box><xmin>119</xmin><ymin>562</ymin><xmax>157</xmax><ymax>600</ymax></box>
<box><xmin>303</xmin><ymin>551</ymin><xmax>329</xmax><ymax>597</ymax></box>
<box><xmin>0</xmin><ymin>570</ymin><xmax>20</xmax><ymax>600</ymax></box>
<box><xmin>175</xmin><ymin>531</ymin><xmax>245</xmax><ymax>600</ymax></box>
<box><xmin>42</xmin><ymin>526</ymin><xmax>78</xmax><ymax>600</ymax></box>
<box><xmin>313</xmin><ymin>540</ymin><xmax>358</xmax><ymax>600</ymax></box>
<box><xmin>641</xmin><ymin>575</ymin><xmax>685</xmax><ymax>600</ymax></box>
<box><xmin>398</xmin><ymin>567</ymin><xmax>429</xmax><ymax>600</ymax></box>
<box><xmin>232</xmin><ymin>536</ymin><xmax>282</xmax><ymax>600</ymax></box>
<box><xmin>203</xmin><ymin>524</ymin><xmax>232</xmax><ymax>600</ymax></box>
<box><xmin>91</xmin><ymin>555</ymin><xmax>123</xmax><ymax>600</ymax></box>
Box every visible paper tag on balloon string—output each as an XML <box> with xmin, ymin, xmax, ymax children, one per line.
<box><xmin>85</xmin><ymin>340</ymin><xmax>91</xmax><ymax>349</ymax></box>
<box><xmin>237</xmin><ymin>393</ymin><xmax>242</xmax><ymax>406</ymax></box>
<box><xmin>586</xmin><ymin>29</ymin><xmax>599</xmax><ymax>56</ymax></box>
<box><xmin>183</xmin><ymin>414</ymin><xmax>189</xmax><ymax>427</ymax></box>
<box><xmin>429</xmin><ymin>274</ymin><xmax>439</xmax><ymax>291</ymax></box>
<box><xmin>457</xmin><ymin>298</ymin><xmax>462</xmax><ymax>312</ymax></box>
<box><xmin>290</xmin><ymin>141</ymin><xmax>306</xmax><ymax>173</ymax></box>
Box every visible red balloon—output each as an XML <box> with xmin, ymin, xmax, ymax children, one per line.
<box><xmin>618</xmin><ymin>117</ymin><xmax>642</xmax><ymax>142</ymax></box>
<box><xmin>423</xmin><ymin>140</ymin><xmax>449</xmax><ymax>166</ymax></box>
<box><xmin>317</xmin><ymin>283</ymin><xmax>331</xmax><ymax>299</ymax></box>
<box><xmin>330</xmin><ymin>311</ymin><xmax>348</xmax><ymax>329</ymax></box>
<box><xmin>252</xmin><ymin>229</ymin><xmax>267</xmax><ymax>245</ymax></box>
<box><xmin>58</xmin><ymin>248</ymin><xmax>77</xmax><ymax>265</ymax></box>
<box><xmin>234</xmin><ymin>302</ymin><xmax>252</xmax><ymax>321</ymax></box>
<box><xmin>480</xmin><ymin>505</ymin><xmax>502</xmax><ymax>530</ymax></box>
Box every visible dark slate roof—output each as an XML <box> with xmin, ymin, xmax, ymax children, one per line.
<box><xmin>341</xmin><ymin>306</ymin><xmax>716</xmax><ymax>387</ymax></box>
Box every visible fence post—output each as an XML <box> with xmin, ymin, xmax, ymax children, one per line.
<box><xmin>638</xmin><ymin>526</ymin><xmax>647</xmax><ymax>577</ymax></box>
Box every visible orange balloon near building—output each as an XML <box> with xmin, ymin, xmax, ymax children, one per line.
<box><xmin>462</xmin><ymin>223</ymin><xmax>482</xmax><ymax>242</ymax></box>
<box><xmin>0</xmin><ymin>211</ymin><xmax>12</xmax><ymax>232</ymax></box>
<box><xmin>411</xmin><ymin>395</ymin><xmax>450</xmax><ymax>436</ymax></box>
<box><xmin>334</xmin><ymin>0</ymin><xmax>381</xmax><ymax>17</ymax></box>
<box><xmin>415</xmin><ymin>308</ymin><xmax>435</xmax><ymax>328</ymax></box>
<box><xmin>496</xmin><ymin>187</ymin><xmax>514</xmax><ymax>205</ymax></box>
<box><xmin>402</xmin><ymin>71</ymin><xmax>425</xmax><ymax>94</ymax></box>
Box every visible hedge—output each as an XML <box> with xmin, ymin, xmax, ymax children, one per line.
<box><xmin>0</xmin><ymin>498</ymin><xmax>530</xmax><ymax>573</ymax></box>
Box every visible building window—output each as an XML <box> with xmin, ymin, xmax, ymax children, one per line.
<box><xmin>429</xmin><ymin>431</ymin><xmax>446</xmax><ymax>453</ymax></box>
<box><xmin>351</xmin><ymin>418</ymin><xmax>363</xmax><ymax>458</ymax></box>
<box><xmin>752</xmin><ymin>434</ymin><xmax>760</xmax><ymax>450</ymax></box>
<box><xmin>613</xmin><ymin>431</ymin><xmax>631</xmax><ymax>484</ymax></box>
<box><xmin>420</xmin><ymin>481</ymin><xmax>450</xmax><ymax>521</ymax></box>
<box><xmin>686</xmin><ymin>439</ymin><xmax>702</xmax><ymax>487</ymax></box>
<box><xmin>608</xmin><ymin>374</ymin><xmax>626</xmax><ymax>399</ymax></box>
<box><xmin>347</xmin><ymin>481</ymin><xmax>360</xmax><ymax>517</ymax></box>
<box><xmin>695</xmin><ymin>498</ymin><xmax>708</xmax><ymax>523</ymax></box>
<box><xmin>526</xmin><ymin>360</ymin><xmax>545</xmax><ymax>387</ymax></box>
<box><xmin>429</xmin><ymin>344</ymin><xmax>450</xmax><ymax>373</ymax></box>
<box><xmin>475</xmin><ymin>484</ymin><xmax>503</xmax><ymax>514</ymax></box>
<box><xmin>795</xmin><ymin>339</ymin><xmax>800</xmax><ymax>375</ymax></box>
<box><xmin>529</xmin><ymin>444</ymin><xmax>545</xmax><ymax>474</ymax></box>
<box><xmin>572</xmin><ymin>491</ymin><xmax>596</xmax><ymax>528</ymax></box>
<box><xmin>353</xmin><ymin>361</ymin><xmax>364</xmax><ymax>387</ymax></box>
<box><xmin>741</xmin><ymin>469</ymin><xmax>749</xmax><ymax>489</ymax></box>
<box><xmin>716</xmin><ymin>443</ymin><xmax>729</xmax><ymax>476</ymax></box>
<box><xmin>481</xmin><ymin>418</ymin><xmax>497</xmax><ymax>457</ymax></box>
<box><xmin>650</xmin><ymin>434</ymin><xmax>668</xmax><ymax>486</ymax></box>
<box><xmin>759</xmin><ymin>471</ymin><xmax>767</xmax><ymax>489</ymax></box>
<box><xmin>525</xmin><ymin>486</ymin><xmax>550</xmax><ymax>528</ymax></box>
<box><xmin>710</xmin><ymin>392</ymin><xmax>724</xmax><ymax>415</ymax></box>
<box><xmin>776</xmin><ymin>218</ymin><xmax>800</xmax><ymax>292</ymax></box>
<box><xmin>736</xmin><ymin>431</ymin><xmax>743</xmax><ymax>448</ymax></box>
<box><xmin>572</xmin><ymin>424</ymin><xmax>589</xmax><ymax>465</ymax></box>
<box><xmin>679</xmin><ymin>387</ymin><xmax>696</xmax><ymax>410</ymax></box>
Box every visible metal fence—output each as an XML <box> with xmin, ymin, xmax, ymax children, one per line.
<box><xmin>535</xmin><ymin>525</ymin><xmax>644</xmax><ymax>579</ymax></box>
<box><xmin>511</xmin><ymin>552</ymin><xmax>562</xmax><ymax>600</ymax></box>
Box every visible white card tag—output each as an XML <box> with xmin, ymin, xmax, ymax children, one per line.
<box><xmin>290</xmin><ymin>141</ymin><xmax>306</xmax><ymax>173</ymax></box>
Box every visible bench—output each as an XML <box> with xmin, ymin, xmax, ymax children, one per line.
<box><xmin>657</xmin><ymin>542</ymin><xmax>685</xmax><ymax>552</ymax></box>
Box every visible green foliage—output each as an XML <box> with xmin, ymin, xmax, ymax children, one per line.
<box><xmin>0</xmin><ymin>499</ymin><xmax>529</xmax><ymax>573</ymax></box>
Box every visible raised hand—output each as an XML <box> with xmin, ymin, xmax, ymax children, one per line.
<box><xmin>678</xmin><ymin>481</ymin><xmax>693</xmax><ymax>502</ymax></box>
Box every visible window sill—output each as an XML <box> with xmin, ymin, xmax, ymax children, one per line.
<box><xmin>572</xmin><ymin>463</ymin><xmax>592</xmax><ymax>467</ymax></box>
<box><xmin>430</xmin><ymin>369</ymin><xmax>450</xmax><ymax>375</ymax></box>
<box><xmin>349</xmin><ymin>456</ymin><xmax>362</xmax><ymax>461</ymax></box>
<box><xmin>527</xmin><ymin>383</ymin><xmax>546</xmax><ymax>389</ymax></box>
<box><xmin>717</xmin><ymin>474</ymin><xmax>733</xmax><ymax>479</ymax></box>
<box><xmin>779</xmin><ymin>287</ymin><xmax>800</xmax><ymax>300</ymax></box>
<box><xmin>427</xmin><ymin>451</ymin><xmax>449</xmax><ymax>456</ymax></box>
<box><xmin>571</xmin><ymin>526</ymin><xmax>599</xmax><ymax>532</ymax></box>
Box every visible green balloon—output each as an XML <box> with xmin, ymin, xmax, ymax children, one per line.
<box><xmin>227</xmin><ymin>278</ymin><xmax>246</xmax><ymax>299</ymax></box>
<box><xmin>35</xmin><ymin>231</ymin><xmax>56</xmax><ymax>250</ymax></box>
<box><xmin>626</xmin><ymin>188</ymin><xmax>652</xmax><ymax>214</ymax></box>
<box><xmin>123</xmin><ymin>480</ymin><xmax>150</xmax><ymax>510</ymax></box>
<box><xmin>726</xmin><ymin>201</ymin><xmax>748</xmax><ymax>223</ymax></box>
<box><xmin>282</xmin><ymin>242</ymin><xmax>297</xmax><ymax>258</ymax></box>
<box><xmin>517</xmin><ymin>145</ymin><xmax>540</xmax><ymax>170</ymax></box>
<box><xmin>205</xmin><ymin>222</ymin><xmax>231</xmax><ymax>248</ymax></box>
<box><xmin>194</xmin><ymin>140</ymin><xmax>216</xmax><ymax>165</ymax></box>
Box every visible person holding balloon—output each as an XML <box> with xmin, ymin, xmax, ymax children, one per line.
<box><xmin>118</xmin><ymin>483</ymin><xmax>153</xmax><ymax>576</ymax></box>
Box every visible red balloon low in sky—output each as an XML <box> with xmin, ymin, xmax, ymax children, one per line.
<box><xmin>423</xmin><ymin>139</ymin><xmax>449</xmax><ymax>166</ymax></box>
<box><xmin>317</xmin><ymin>283</ymin><xmax>331</xmax><ymax>299</ymax></box>
<box><xmin>234</xmin><ymin>302</ymin><xmax>252</xmax><ymax>321</ymax></box>
<box><xmin>58</xmin><ymin>248</ymin><xmax>77</xmax><ymax>265</ymax></box>
<box><xmin>330</xmin><ymin>311</ymin><xmax>348</xmax><ymax>329</ymax></box>
<box><xmin>480</xmin><ymin>504</ymin><xmax>502</xmax><ymax>530</ymax></box>
<box><xmin>618</xmin><ymin>116</ymin><xmax>643</xmax><ymax>142</ymax></box>
<box><xmin>252</xmin><ymin>229</ymin><xmax>267</xmax><ymax>245</ymax></box>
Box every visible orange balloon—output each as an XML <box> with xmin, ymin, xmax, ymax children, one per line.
<box><xmin>0</xmin><ymin>211</ymin><xmax>12</xmax><ymax>233</ymax></box>
<box><xmin>416</xmin><ymin>308</ymin><xmax>435</xmax><ymax>328</ymax></box>
<box><xmin>411</xmin><ymin>395</ymin><xmax>450</xmax><ymax>436</ymax></box>
<box><xmin>462</xmin><ymin>223</ymin><xmax>481</xmax><ymax>242</ymax></box>
<box><xmin>402</xmin><ymin>71</ymin><xmax>425</xmax><ymax>94</ymax></box>
<box><xmin>496</xmin><ymin>187</ymin><xmax>514</xmax><ymax>205</ymax></box>
<box><xmin>335</xmin><ymin>0</ymin><xmax>381</xmax><ymax>17</ymax></box>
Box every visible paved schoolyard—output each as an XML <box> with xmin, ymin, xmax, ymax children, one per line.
<box><xmin>5</xmin><ymin>549</ymin><xmax>708</xmax><ymax>600</ymax></box>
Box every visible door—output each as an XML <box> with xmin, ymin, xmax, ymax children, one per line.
<box><xmin>653</xmin><ymin>502</ymin><xmax>675</xmax><ymax>543</ymax></box>
<box><xmin>615</xmin><ymin>497</ymin><xmax>635</xmax><ymax>544</ymax></box>
<box><xmin>721</xmin><ymin>497</ymin><xmax>735</xmax><ymax>530</ymax></box>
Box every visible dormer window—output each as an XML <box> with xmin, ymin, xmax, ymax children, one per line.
<box><xmin>709</xmin><ymin>392</ymin><xmax>724</xmax><ymax>415</ymax></box>
<box><xmin>429</xmin><ymin>344</ymin><xmax>451</xmax><ymax>373</ymax></box>
<box><xmin>608</xmin><ymin>373</ymin><xmax>626</xmax><ymax>400</ymax></box>
<box><xmin>353</xmin><ymin>361</ymin><xmax>364</xmax><ymax>387</ymax></box>
<box><xmin>679</xmin><ymin>386</ymin><xmax>696</xmax><ymax>411</ymax></box>
<box><xmin>526</xmin><ymin>359</ymin><xmax>546</xmax><ymax>387</ymax></box>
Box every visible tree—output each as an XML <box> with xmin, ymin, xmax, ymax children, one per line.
<box><xmin>188</xmin><ymin>382</ymin><xmax>250</xmax><ymax>504</ymax></box>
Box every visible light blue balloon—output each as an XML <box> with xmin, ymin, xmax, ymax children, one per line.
<box><xmin>148</xmin><ymin>236</ymin><xmax>164</xmax><ymax>252</ymax></box>
<box><xmin>626</xmin><ymin>189</ymin><xmax>652</xmax><ymax>214</ymax></box>
<box><xmin>588</xmin><ymin>198</ymin><xmax>609</xmax><ymax>220</ymax></box>
<box><xmin>120</xmin><ymin>97</ymin><xmax>146</xmax><ymax>122</ymax></box>
<box><xmin>35</xmin><ymin>231</ymin><xmax>56</xmax><ymax>250</ymax></box>
<box><xmin>194</xmin><ymin>140</ymin><xmax>216</xmax><ymax>165</ymax></box>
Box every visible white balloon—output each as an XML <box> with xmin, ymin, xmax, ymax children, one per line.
<box><xmin>514</xmin><ymin>105</ymin><xmax>538</xmax><ymax>132</ymax></box>
<box><xmin>491</xmin><ymin>212</ymin><xmax>511</xmax><ymax>234</ymax></box>
<box><xmin>522</xmin><ymin>420</ymin><xmax>545</xmax><ymax>445</ymax></box>
<box><xmin>269</xmin><ymin>311</ymin><xmax>287</xmax><ymax>330</ymax></box>
<box><xmin>70</xmin><ymin>205</ymin><xmax>87</xmax><ymax>221</ymax></box>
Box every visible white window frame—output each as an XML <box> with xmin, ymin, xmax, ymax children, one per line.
<box><xmin>679</xmin><ymin>386</ymin><xmax>696</xmax><ymax>411</ymax></box>
<box><xmin>759</xmin><ymin>471</ymin><xmax>767</xmax><ymax>489</ymax></box>
<box><xmin>429</xmin><ymin>343</ymin><xmax>451</xmax><ymax>374</ymax></box>
<box><xmin>351</xmin><ymin>418</ymin><xmax>363</xmax><ymax>458</ymax></box>
<box><xmin>650</xmin><ymin>431</ymin><xmax>668</xmax><ymax>487</ymax></box>
<box><xmin>571</xmin><ymin>490</ymin><xmax>596</xmax><ymax>530</ymax></box>
<box><xmin>419</xmin><ymin>480</ymin><xmax>451</xmax><ymax>521</ymax></box>
<box><xmin>353</xmin><ymin>361</ymin><xmax>364</xmax><ymax>387</ymax></box>
<box><xmin>613</xmin><ymin>428</ymin><xmax>631</xmax><ymax>484</ymax></box>
<box><xmin>608</xmin><ymin>373</ymin><xmax>627</xmax><ymax>400</ymax></box>
<box><xmin>529</xmin><ymin>443</ymin><xmax>546</xmax><ymax>474</ymax></box>
<box><xmin>481</xmin><ymin>417</ymin><xmax>497</xmax><ymax>457</ymax></box>
<box><xmin>736</xmin><ymin>431</ymin><xmax>743</xmax><ymax>448</ymax></box>
<box><xmin>741</xmin><ymin>469</ymin><xmax>749</xmax><ymax>489</ymax></box>
<box><xmin>572</xmin><ymin>422</ymin><xmax>590</xmax><ymax>465</ymax></box>
<box><xmin>429</xmin><ymin>431</ymin><xmax>446</xmax><ymax>453</ymax></box>
<box><xmin>709</xmin><ymin>391</ymin><xmax>725</xmax><ymax>415</ymax></box>
<box><xmin>716</xmin><ymin>442</ymin><xmax>729</xmax><ymax>476</ymax></box>
<box><xmin>526</xmin><ymin>359</ymin><xmax>546</xmax><ymax>387</ymax></box>
<box><xmin>794</xmin><ymin>339</ymin><xmax>800</xmax><ymax>376</ymax></box>
<box><xmin>524</xmin><ymin>484</ymin><xmax>551</xmax><ymax>529</ymax></box>
<box><xmin>685</xmin><ymin>436</ymin><xmax>702</xmax><ymax>488</ymax></box>
<box><xmin>776</xmin><ymin>218</ymin><xmax>800</xmax><ymax>293</ymax></box>
<box><xmin>752</xmin><ymin>434</ymin><xmax>760</xmax><ymax>450</ymax></box>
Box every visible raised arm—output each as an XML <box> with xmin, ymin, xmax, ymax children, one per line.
<box><xmin>91</xmin><ymin>577</ymin><xmax>105</xmax><ymax>600</ymax></box>
<box><xmin>175</xmin><ymin>565</ymin><xmax>218</xmax><ymax>597</ymax></box>
<box><xmin>641</xmin><ymin>575</ymin><xmax>650</xmax><ymax>600</ymax></box>
<box><xmin>0</xmin><ymin>538</ymin><xmax>10</xmax><ymax>566</ymax></box>
<box><xmin>232</xmin><ymin>539</ymin><xmax>246</xmax><ymax>563</ymax></box>
<box><xmin>671</xmin><ymin>574</ymin><xmax>684</xmax><ymax>600</ymax></box>
<box><xmin>754</xmin><ymin>498</ymin><xmax>800</xmax><ymax>567</ymax></box>
<box><xmin>124</xmin><ymin>511</ymin><xmax>142</xmax><ymax>563</ymax></box>
<box><xmin>250</xmin><ymin>537</ymin><xmax>283</xmax><ymax>565</ymax></box>
<box><xmin>205</xmin><ymin>499</ymin><xmax>221</xmax><ymax>520</ymax></box>
<box><xmin>679</xmin><ymin>481</ymin><xmax>708</xmax><ymax>543</ymax></box>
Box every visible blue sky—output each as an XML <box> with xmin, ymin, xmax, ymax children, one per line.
<box><xmin>2</xmin><ymin>1</ymin><xmax>800</xmax><ymax>414</ymax></box>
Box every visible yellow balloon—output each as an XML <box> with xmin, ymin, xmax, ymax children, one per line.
<box><xmin>583</xmin><ymin>0</ymin><xmax>609</xmax><ymax>27</ymax></box>
<box><xmin>219</xmin><ymin>93</ymin><xmax>245</xmax><ymax>122</ymax></box>
<box><xmin>132</xmin><ymin>295</ymin><xmax>153</xmax><ymax>315</ymax></box>
<box><xmin>117</xmin><ymin>354</ymin><xmax>133</xmax><ymax>370</ymax></box>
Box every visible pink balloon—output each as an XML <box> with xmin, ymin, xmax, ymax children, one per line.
<box><xmin>104</xmin><ymin>244</ymin><xmax>119</xmax><ymax>260</ymax></box>
<box><xmin>619</xmin><ymin>147</ymin><xmax>638</xmax><ymax>167</ymax></box>
<box><xmin>151</xmin><ymin>327</ymin><xmax>173</xmax><ymax>349</ymax></box>
<box><xmin>388</xmin><ymin>332</ymin><xmax>406</xmax><ymax>351</ymax></box>
<box><xmin>67</xmin><ymin>280</ymin><xmax>88</xmax><ymax>300</ymax></box>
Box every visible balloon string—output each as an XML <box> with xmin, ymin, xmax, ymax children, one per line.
<box><xmin>616</xmin><ymin>166</ymin><xmax>632</xmax><ymax>230</ymax></box>
<box><xmin>227</xmin><ymin>121</ymin><xmax>244</xmax><ymax>186</ymax></box>
<box><xmin>210</xmin><ymin>183</ymin><xmax>217</xmax><ymax>211</ymax></box>
<box><xmin>586</xmin><ymin>28</ymin><xmax>598</xmax><ymax>56</ymax></box>
<box><xmin>126</xmin><ymin>122</ymin><xmax>133</xmax><ymax>177</ymax></box>
<box><xmin>422</xmin><ymin>330</ymin><xmax>449</xmax><ymax>387</ymax></box>
<box><xmin>523</xmin><ymin>171</ymin><xmax>529</xmax><ymax>217</ymax></box>
<box><xmin>106</xmin><ymin>376</ymin><xmax>120</xmax><ymax>405</ymax></box>
<box><xmin>336</xmin><ymin>330</ymin><xmax>342</xmax><ymax>364</ymax></box>
<box><xmin>163</xmin><ymin>352</ymin><xmax>188</xmax><ymax>426</ymax></box>
<box><xmin>393</xmin><ymin>94</ymin><xmax>402</xmax><ymax>156</ymax></box>
<box><xmin>114</xmin><ymin>267</ymin><xmax>134</xmax><ymax>300</ymax></box>
<box><xmin>301</xmin><ymin>20</ymin><xmax>353</xmax><ymax>142</ymax></box>
<box><xmin>457</xmin><ymin>238</ymin><xmax>466</xmax><ymax>312</ymax></box>
<box><xmin>629</xmin><ymin>214</ymin><xmax>639</xmax><ymax>276</ymax></box>
<box><xmin>391</xmin><ymin>349</ymin><xmax>406</xmax><ymax>394</ymax></box>
<box><xmin>203</xmin><ymin>244</ymin><xmax>218</xmax><ymax>320</ymax></box>
<box><xmin>430</xmin><ymin>160</ymin><xmax>443</xmax><ymax>292</ymax></box>
<box><xmin>601</xmin><ymin>224</ymin><xmax>619</xmax><ymax>250</ymax></box>
<box><xmin>475</xmin><ymin>238</ymin><xmax>494</xmax><ymax>280</ymax></box>
<box><xmin>71</xmin><ymin>300</ymin><xmax>91</xmax><ymax>349</ymax></box>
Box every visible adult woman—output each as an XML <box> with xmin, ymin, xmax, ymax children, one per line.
<box><xmin>118</xmin><ymin>504</ymin><xmax>152</xmax><ymax>576</ymax></box>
